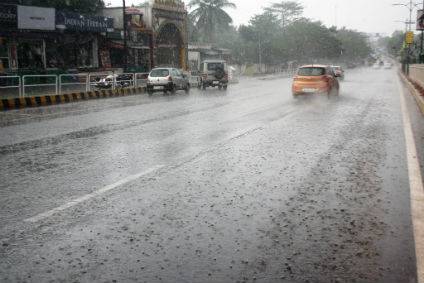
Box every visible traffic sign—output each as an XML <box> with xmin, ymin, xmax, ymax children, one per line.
<box><xmin>406</xmin><ymin>31</ymin><xmax>415</xmax><ymax>44</ymax></box>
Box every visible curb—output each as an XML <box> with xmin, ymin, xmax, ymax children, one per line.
<box><xmin>0</xmin><ymin>87</ymin><xmax>146</xmax><ymax>111</ymax></box>
<box><xmin>399</xmin><ymin>71</ymin><xmax>424</xmax><ymax>115</ymax></box>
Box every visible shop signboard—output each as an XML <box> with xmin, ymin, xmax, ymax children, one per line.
<box><xmin>18</xmin><ymin>5</ymin><xmax>55</xmax><ymax>31</ymax></box>
<box><xmin>56</xmin><ymin>11</ymin><xmax>114</xmax><ymax>33</ymax></box>
<box><xmin>406</xmin><ymin>31</ymin><xmax>415</xmax><ymax>45</ymax></box>
<box><xmin>0</xmin><ymin>4</ymin><xmax>17</xmax><ymax>29</ymax></box>
<box><xmin>417</xmin><ymin>10</ymin><xmax>424</xmax><ymax>31</ymax></box>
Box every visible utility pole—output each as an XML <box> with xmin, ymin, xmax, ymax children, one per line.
<box><xmin>123</xmin><ymin>0</ymin><xmax>128</xmax><ymax>72</ymax></box>
<box><xmin>420</xmin><ymin>2</ymin><xmax>424</xmax><ymax>62</ymax></box>
<box><xmin>393</xmin><ymin>1</ymin><xmax>421</xmax><ymax>73</ymax></box>
<box><xmin>258</xmin><ymin>36</ymin><xmax>262</xmax><ymax>73</ymax></box>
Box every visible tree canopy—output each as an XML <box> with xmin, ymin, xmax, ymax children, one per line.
<box><xmin>189</xmin><ymin>0</ymin><xmax>237</xmax><ymax>43</ymax></box>
<box><xmin>265</xmin><ymin>1</ymin><xmax>304</xmax><ymax>28</ymax></box>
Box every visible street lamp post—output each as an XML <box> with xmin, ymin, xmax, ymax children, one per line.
<box><xmin>420</xmin><ymin>2</ymin><xmax>424</xmax><ymax>62</ymax></box>
<box><xmin>123</xmin><ymin>0</ymin><xmax>128</xmax><ymax>72</ymax></box>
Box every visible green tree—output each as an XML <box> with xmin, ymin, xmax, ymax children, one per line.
<box><xmin>239</xmin><ymin>12</ymin><xmax>282</xmax><ymax>65</ymax></box>
<box><xmin>386</xmin><ymin>31</ymin><xmax>406</xmax><ymax>57</ymax></box>
<box><xmin>265</xmin><ymin>1</ymin><xmax>303</xmax><ymax>28</ymax></box>
<box><xmin>281</xmin><ymin>19</ymin><xmax>342</xmax><ymax>62</ymax></box>
<box><xmin>335</xmin><ymin>28</ymin><xmax>372</xmax><ymax>62</ymax></box>
<box><xmin>189</xmin><ymin>0</ymin><xmax>236</xmax><ymax>43</ymax></box>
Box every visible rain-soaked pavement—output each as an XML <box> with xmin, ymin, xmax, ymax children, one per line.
<box><xmin>0</xmin><ymin>68</ymin><xmax>422</xmax><ymax>282</ymax></box>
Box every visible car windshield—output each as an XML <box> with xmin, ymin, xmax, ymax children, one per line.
<box><xmin>298</xmin><ymin>67</ymin><xmax>326</xmax><ymax>76</ymax></box>
<box><xmin>207</xmin><ymin>63</ymin><xmax>224</xmax><ymax>71</ymax></box>
<box><xmin>150</xmin><ymin>69</ymin><xmax>169</xmax><ymax>77</ymax></box>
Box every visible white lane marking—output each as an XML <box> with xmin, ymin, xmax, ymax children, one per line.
<box><xmin>24</xmin><ymin>165</ymin><xmax>164</xmax><ymax>223</ymax></box>
<box><xmin>397</xmin><ymin>78</ymin><xmax>424</xmax><ymax>283</ymax></box>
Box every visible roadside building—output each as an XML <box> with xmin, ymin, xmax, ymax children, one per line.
<box><xmin>102</xmin><ymin>0</ymin><xmax>189</xmax><ymax>71</ymax></box>
<box><xmin>0</xmin><ymin>3</ymin><xmax>114</xmax><ymax>75</ymax></box>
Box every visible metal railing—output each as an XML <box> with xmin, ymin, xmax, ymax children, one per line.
<box><xmin>0</xmin><ymin>72</ymin><xmax>151</xmax><ymax>99</ymax></box>
<box><xmin>114</xmin><ymin>73</ymin><xmax>135</xmax><ymax>89</ymax></box>
<box><xmin>135</xmin><ymin>72</ymin><xmax>149</xmax><ymax>87</ymax></box>
<box><xmin>88</xmin><ymin>73</ymin><xmax>113</xmax><ymax>92</ymax></box>
<box><xmin>59</xmin><ymin>74</ymin><xmax>89</xmax><ymax>94</ymax></box>
<box><xmin>22</xmin><ymin>75</ymin><xmax>58</xmax><ymax>97</ymax></box>
<box><xmin>0</xmin><ymin>76</ymin><xmax>21</xmax><ymax>98</ymax></box>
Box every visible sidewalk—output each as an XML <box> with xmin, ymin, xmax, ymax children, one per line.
<box><xmin>399</xmin><ymin>71</ymin><xmax>424</xmax><ymax>115</ymax></box>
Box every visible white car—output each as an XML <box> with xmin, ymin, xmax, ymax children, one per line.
<box><xmin>384</xmin><ymin>63</ymin><xmax>392</xmax><ymax>69</ymax></box>
<box><xmin>147</xmin><ymin>68</ymin><xmax>190</xmax><ymax>95</ymax></box>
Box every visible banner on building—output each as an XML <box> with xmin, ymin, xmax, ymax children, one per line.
<box><xmin>18</xmin><ymin>5</ymin><xmax>55</xmax><ymax>30</ymax></box>
<box><xmin>56</xmin><ymin>11</ymin><xmax>114</xmax><ymax>33</ymax></box>
<box><xmin>0</xmin><ymin>4</ymin><xmax>17</xmax><ymax>29</ymax></box>
<box><xmin>417</xmin><ymin>10</ymin><xmax>424</xmax><ymax>30</ymax></box>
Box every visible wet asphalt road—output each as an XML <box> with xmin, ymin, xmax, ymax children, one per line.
<box><xmin>0</xmin><ymin>68</ymin><xmax>420</xmax><ymax>283</ymax></box>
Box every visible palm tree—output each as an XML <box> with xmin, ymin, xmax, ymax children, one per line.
<box><xmin>189</xmin><ymin>0</ymin><xmax>236</xmax><ymax>43</ymax></box>
<box><xmin>265</xmin><ymin>1</ymin><xmax>303</xmax><ymax>28</ymax></box>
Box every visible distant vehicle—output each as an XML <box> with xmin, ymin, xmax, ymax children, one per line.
<box><xmin>384</xmin><ymin>62</ymin><xmax>392</xmax><ymax>69</ymax></box>
<box><xmin>95</xmin><ymin>74</ymin><xmax>133</xmax><ymax>89</ymax></box>
<box><xmin>147</xmin><ymin>68</ymin><xmax>190</xmax><ymax>95</ymax></box>
<box><xmin>372</xmin><ymin>64</ymin><xmax>381</xmax><ymax>69</ymax></box>
<box><xmin>199</xmin><ymin>60</ymin><xmax>229</xmax><ymax>91</ymax></box>
<box><xmin>292</xmin><ymin>65</ymin><xmax>340</xmax><ymax>98</ymax></box>
<box><xmin>346</xmin><ymin>62</ymin><xmax>357</xmax><ymax>69</ymax></box>
<box><xmin>332</xmin><ymin>66</ymin><xmax>345</xmax><ymax>80</ymax></box>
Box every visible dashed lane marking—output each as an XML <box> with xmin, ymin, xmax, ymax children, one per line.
<box><xmin>24</xmin><ymin>165</ymin><xmax>165</xmax><ymax>223</ymax></box>
<box><xmin>397</xmin><ymin>78</ymin><xmax>424</xmax><ymax>283</ymax></box>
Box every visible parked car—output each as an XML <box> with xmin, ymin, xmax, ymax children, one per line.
<box><xmin>292</xmin><ymin>65</ymin><xmax>340</xmax><ymax>98</ymax></box>
<box><xmin>147</xmin><ymin>68</ymin><xmax>190</xmax><ymax>95</ymax></box>
<box><xmin>199</xmin><ymin>60</ymin><xmax>229</xmax><ymax>91</ymax></box>
<box><xmin>95</xmin><ymin>74</ymin><xmax>133</xmax><ymax>89</ymax></box>
<box><xmin>332</xmin><ymin>66</ymin><xmax>345</xmax><ymax>80</ymax></box>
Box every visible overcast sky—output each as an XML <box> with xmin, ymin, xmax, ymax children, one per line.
<box><xmin>109</xmin><ymin>0</ymin><xmax>420</xmax><ymax>35</ymax></box>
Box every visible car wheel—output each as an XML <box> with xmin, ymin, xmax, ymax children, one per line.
<box><xmin>170</xmin><ymin>85</ymin><xmax>176</xmax><ymax>94</ymax></box>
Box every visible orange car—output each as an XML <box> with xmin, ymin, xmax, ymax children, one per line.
<box><xmin>292</xmin><ymin>65</ymin><xmax>340</xmax><ymax>97</ymax></box>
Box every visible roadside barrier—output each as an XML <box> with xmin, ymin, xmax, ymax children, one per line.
<box><xmin>136</xmin><ymin>73</ymin><xmax>149</xmax><ymax>87</ymax></box>
<box><xmin>399</xmin><ymin>70</ymin><xmax>424</xmax><ymax>114</ymax></box>
<box><xmin>22</xmin><ymin>75</ymin><xmax>58</xmax><ymax>97</ymax></box>
<box><xmin>0</xmin><ymin>76</ymin><xmax>21</xmax><ymax>98</ymax></box>
<box><xmin>59</xmin><ymin>74</ymin><xmax>89</xmax><ymax>94</ymax></box>
<box><xmin>0</xmin><ymin>86</ymin><xmax>146</xmax><ymax>111</ymax></box>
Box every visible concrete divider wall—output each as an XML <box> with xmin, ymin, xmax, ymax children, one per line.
<box><xmin>410</xmin><ymin>64</ymin><xmax>424</xmax><ymax>88</ymax></box>
<box><xmin>0</xmin><ymin>87</ymin><xmax>145</xmax><ymax>111</ymax></box>
<box><xmin>400</xmin><ymin>70</ymin><xmax>424</xmax><ymax>115</ymax></box>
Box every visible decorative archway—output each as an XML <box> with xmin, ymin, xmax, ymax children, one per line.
<box><xmin>155</xmin><ymin>23</ymin><xmax>186</xmax><ymax>68</ymax></box>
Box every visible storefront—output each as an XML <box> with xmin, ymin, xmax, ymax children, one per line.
<box><xmin>53</xmin><ymin>10</ymin><xmax>114</xmax><ymax>71</ymax></box>
<box><xmin>0</xmin><ymin>4</ymin><xmax>114</xmax><ymax>74</ymax></box>
<box><xmin>102</xmin><ymin>7</ymin><xmax>153</xmax><ymax>72</ymax></box>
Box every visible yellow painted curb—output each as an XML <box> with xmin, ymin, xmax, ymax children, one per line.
<box><xmin>1</xmin><ymin>87</ymin><xmax>146</xmax><ymax>111</ymax></box>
